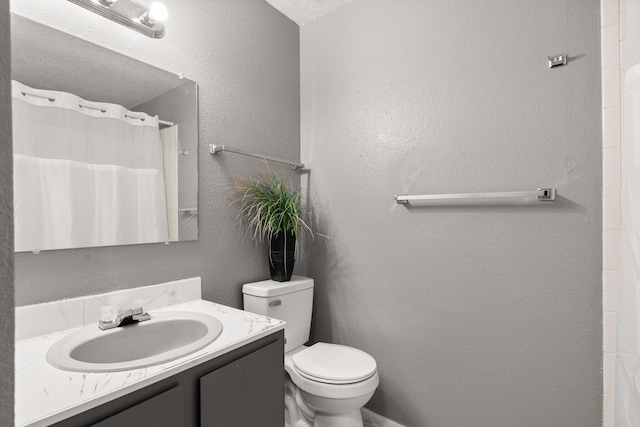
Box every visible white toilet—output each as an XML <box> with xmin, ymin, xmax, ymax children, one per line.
<box><xmin>243</xmin><ymin>276</ymin><xmax>379</xmax><ymax>427</ymax></box>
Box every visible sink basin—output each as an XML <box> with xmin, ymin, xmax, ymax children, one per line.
<box><xmin>46</xmin><ymin>311</ymin><xmax>223</xmax><ymax>372</ymax></box>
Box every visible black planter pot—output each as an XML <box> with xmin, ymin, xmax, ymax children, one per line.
<box><xmin>268</xmin><ymin>231</ymin><xmax>296</xmax><ymax>282</ymax></box>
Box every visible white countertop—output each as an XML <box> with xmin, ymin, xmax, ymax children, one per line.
<box><xmin>15</xmin><ymin>299</ymin><xmax>285</xmax><ymax>427</ymax></box>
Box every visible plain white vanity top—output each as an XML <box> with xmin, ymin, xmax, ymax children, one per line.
<box><xmin>14</xmin><ymin>279</ymin><xmax>285</xmax><ymax>427</ymax></box>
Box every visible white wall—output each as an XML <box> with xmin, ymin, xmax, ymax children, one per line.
<box><xmin>10</xmin><ymin>0</ymin><xmax>301</xmax><ymax>307</ymax></box>
<box><xmin>301</xmin><ymin>1</ymin><xmax>602</xmax><ymax>425</ymax></box>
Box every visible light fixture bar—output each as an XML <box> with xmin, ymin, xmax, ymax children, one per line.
<box><xmin>67</xmin><ymin>0</ymin><xmax>166</xmax><ymax>39</ymax></box>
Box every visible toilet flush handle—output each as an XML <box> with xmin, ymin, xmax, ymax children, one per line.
<box><xmin>269</xmin><ymin>299</ymin><xmax>282</xmax><ymax>307</ymax></box>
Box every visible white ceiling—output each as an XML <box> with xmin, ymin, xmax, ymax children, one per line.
<box><xmin>264</xmin><ymin>0</ymin><xmax>352</xmax><ymax>26</ymax></box>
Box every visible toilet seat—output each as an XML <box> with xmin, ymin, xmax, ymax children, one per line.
<box><xmin>285</xmin><ymin>344</ymin><xmax>380</xmax><ymax>402</ymax></box>
<box><xmin>292</xmin><ymin>343</ymin><xmax>377</xmax><ymax>385</ymax></box>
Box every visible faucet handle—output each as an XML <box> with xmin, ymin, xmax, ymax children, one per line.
<box><xmin>132</xmin><ymin>299</ymin><xmax>149</xmax><ymax>313</ymax></box>
<box><xmin>131</xmin><ymin>299</ymin><xmax>151</xmax><ymax>322</ymax></box>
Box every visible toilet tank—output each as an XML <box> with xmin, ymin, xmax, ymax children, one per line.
<box><xmin>242</xmin><ymin>276</ymin><xmax>314</xmax><ymax>353</ymax></box>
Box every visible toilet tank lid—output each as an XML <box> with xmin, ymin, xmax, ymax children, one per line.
<box><xmin>242</xmin><ymin>275</ymin><xmax>314</xmax><ymax>297</ymax></box>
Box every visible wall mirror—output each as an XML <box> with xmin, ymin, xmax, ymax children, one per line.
<box><xmin>11</xmin><ymin>14</ymin><xmax>198</xmax><ymax>252</ymax></box>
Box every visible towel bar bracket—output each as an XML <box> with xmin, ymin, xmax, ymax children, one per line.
<box><xmin>395</xmin><ymin>195</ymin><xmax>409</xmax><ymax>204</ymax></box>
<box><xmin>537</xmin><ymin>188</ymin><xmax>556</xmax><ymax>201</ymax></box>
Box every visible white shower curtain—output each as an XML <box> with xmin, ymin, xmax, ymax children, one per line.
<box><xmin>160</xmin><ymin>125</ymin><xmax>179</xmax><ymax>241</ymax></box>
<box><xmin>617</xmin><ymin>64</ymin><xmax>640</xmax><ymax>426</ymax></box>
<box><xmin>12</xmin><ymin>81</ymin><xmax>169</xmax><ymax>251</ymax></box>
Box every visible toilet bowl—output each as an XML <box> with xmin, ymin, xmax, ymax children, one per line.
<box><xmin>243</xmin><ymin>277</ymin><xmax>379</xmax><ymax>427</ymax></box>
<box><xmin>284</xmin><ymin>343</ymin><xmax>379</xmax><ymax>427</ymax></box>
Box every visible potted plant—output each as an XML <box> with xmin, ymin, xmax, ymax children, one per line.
<box><xmin>232</xmin><ymin>172</ymin><xmax>311</xmax><ymax>282</ymax></box>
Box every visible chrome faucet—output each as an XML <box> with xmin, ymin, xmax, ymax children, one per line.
<box><xmin>99</xmin><ymin>306</ymin><xmax>151</xmax><ymax>330</ymax></box>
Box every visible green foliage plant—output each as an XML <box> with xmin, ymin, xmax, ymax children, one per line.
<box><xmin>232</xmin><ymin>172</ymin><xmax>312</xmax><ymax>243</ymax></box>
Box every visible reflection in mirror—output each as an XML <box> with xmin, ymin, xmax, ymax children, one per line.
<box><xmin>11</xmin><ymin>14</ymin><xmax>198</xmax><ymax>252</ymax></box>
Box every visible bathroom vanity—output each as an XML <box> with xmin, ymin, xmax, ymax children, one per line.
<box><xmin>15</xmin><ymin>279</ymin><xmax>286</xmax><ymax>427</ymax></box>
<box><xmin>52</xmin><ymin>332</ymin><xmax>284</xmax><ymax>426</ymax></box>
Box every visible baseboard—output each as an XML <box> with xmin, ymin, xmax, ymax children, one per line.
<box><xmin>362</xmin><ymin>408</ymin><xmax>407</xmax><ymax>427</ymax></box>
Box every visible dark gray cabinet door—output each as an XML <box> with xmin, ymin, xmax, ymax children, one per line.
<box><xmin>91</xmin><ymin>386</ymin><xmax>184</xmax><ymax>427</ymax></box>
<box><xmin>200</xmin><ymin>339</ymin><xmax>284</xmax><ymax>427</ymax></box>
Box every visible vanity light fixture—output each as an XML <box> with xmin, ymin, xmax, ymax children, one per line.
<box><xmin>68</xmin><ymin>0</ymin><xmax>168</xmax><ymax>38</ymax></box>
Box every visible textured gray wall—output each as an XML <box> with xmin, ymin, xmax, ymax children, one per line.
<box><xmin>0</xmin><ymin>0</ymin><xmax>14</xmax><ymax>424</ymax></box>
<box><xmin>12</xmin><ymin>0</ymin><xmax>300</xmax><ymax>307</ymax></box>
<box><xmin>300</xmin><ymin>1</ymin><xmax>602</xmax><ymax>426</ymax></box>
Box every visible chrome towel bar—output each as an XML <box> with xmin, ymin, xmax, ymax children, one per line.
<box><xmin>395</xmin><ymin>188</ymin><xmax>556</xmax><ymax>204</ymax></box>
<box><xmin>209</xmin><ymin>144</ymin><xmax>304</xmax><ymax>170</ymax></box>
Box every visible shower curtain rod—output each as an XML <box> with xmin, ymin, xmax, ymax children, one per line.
<box><xmin>19</xmin><ymin>89</ymin><xmax>174</xmax><ymax>127</ymax></box>
<box><xmin>209</xmin><ymin>144</ymin><xmax>305</xmax><ymax>170</ymax></box>
<box><xmin>394</xmin><ymin>188</ymin><xmax>556</xmax><ymax>204</ymax></box>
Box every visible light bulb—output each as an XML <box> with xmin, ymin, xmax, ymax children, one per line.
<box><xmin>148</xmin><ymin>2</ymin><xmax>168</xmax><ymax>23</ymax></box>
